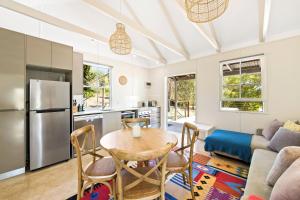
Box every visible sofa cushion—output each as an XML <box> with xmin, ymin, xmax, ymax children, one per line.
<box><xmin>266</xmin><ymin>146</ymin><xmax>300</xmax><ymax>186</ymax></box>
<box><xmin>251</xmin><ymin>135</ymin><xmax>270</xmax><ymax>153</ymax></box>
<box><xmin>270</xmin><ymin>158</ymin><xmax>300</xmax><ymax>200</ymax></box>
<box><xmin>283</xmin><ymin>120</ymin><xmax>300</xmax><ymax>132</ymax></box>
<box><xmin>243</xmin><ymin>149</ymin><xmax>277</xmax><ymax>199</ymax></box>
<box><xmin>268</xmin><ymin>127</ymin><xmax>300</xmax><ymax>152</ymax></box>
<box><xmin>262</xmin><ymin>119</ymin><xmax>283</xmax><ymax>140</ymax></box>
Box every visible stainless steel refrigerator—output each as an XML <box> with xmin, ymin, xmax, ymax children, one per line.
<box><xmin>29</xmin><ymin>79</ymin><xmax>70</xmax><ymax>170</ymax></box>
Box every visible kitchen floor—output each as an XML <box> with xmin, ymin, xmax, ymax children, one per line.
<box><xmin>0</xmin><ymin>139</ymin><xmax>244</xmax><ymax>200</ymax></box>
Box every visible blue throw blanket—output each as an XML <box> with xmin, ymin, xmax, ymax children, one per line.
<box><xmin>205</xmin><ymin>129</ymin><xmax>253</xmax><ymax>163</ymax></box>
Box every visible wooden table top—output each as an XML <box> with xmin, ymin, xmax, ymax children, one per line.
<box><xmin>100</xmin><ymin>128</ymin><xmax>178</xmax><ymax>154</ymax></box>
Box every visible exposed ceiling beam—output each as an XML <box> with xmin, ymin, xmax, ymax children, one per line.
<box><xmin>159</xmin><ymin>1</ymin><xmax>190</xmax><ymax>59</ymax></box>
<box><xmin>0</xmin><ymin>0</ymin><xmax>162</xmax><ymax>64</ymax></box>
<box><xmin>83</xmin><ymin>0</ymin><xmax>188</xmax><ymax>59</ymax></box>
<box><xmin>258</xmin><ymin>0</ymin><xmax>271</xmax><ymax>42</ymax></box>
<box><xmin>208</xmin><ymin>23</ymin><xmax>221</xmax><ymax>53</ymax></box>
<box><xmin>174</xmin><ymin>0</ymin><xmax>221</xmax><ymax>51</ymax></box>
<box><xmin>123</xmin><ymin>0</ymin><xmax>167</xmax><ymax>64</ymax></box>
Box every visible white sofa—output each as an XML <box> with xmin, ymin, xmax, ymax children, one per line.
<box><xmin>242</xmin><ymin>133</ymin><xmax>276</xmax><ymax>199</ymax></box>
<box><xmin>242</xmin><ymin>149</ymin><xmax>277</xmax><ymax>199</ymax></box>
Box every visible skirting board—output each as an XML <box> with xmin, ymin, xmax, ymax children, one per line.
<box><xmin>0</xmin><ymin>167</ymin><xmax>25</xmax><ymax>181</ymax></box>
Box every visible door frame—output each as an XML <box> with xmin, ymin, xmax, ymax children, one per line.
<box><xmin>163</xmin><ymin>72</ymin><xmax>197</xmax><ymax>130</ymax></box>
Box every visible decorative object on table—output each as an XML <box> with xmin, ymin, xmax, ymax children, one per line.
<box><xmin>118</xmin><ymin>75</ymin><xmax>128</xmax><ymax>85</ymax></box>
<box><xmin>109</xmin><ymin>23</ymin><xmax>132</xmax><ymax>55</ymax></box>
<box><xmin>67</xmin><ymin>153</ymin><xmax>248</xmax><ymax>200</ymax></box>
<box><xmin>131</xmin><ymin>125</ymin><xmax>141</xmax><ymax>137</ymax></box>
<box><xmin>185</xmin><ymin>0</ymin><xmax>229</xmax><ymax>23</ymax></box>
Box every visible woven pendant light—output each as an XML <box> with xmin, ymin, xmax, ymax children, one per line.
<box><xmin>109</xmin><ymin>23</ymin><xmax>132</xmax><ymax>55</ymax></box>
<box><xmin>185</xmin><ymin>0</ymin><xmax>229</xmax><ymax>23</ymax></box>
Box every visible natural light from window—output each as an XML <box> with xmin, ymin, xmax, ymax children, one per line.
<box><xmin>220</xmin><ymin>55</ymin><xmax>265</xmax><ymax>112</ymax></box>
<box><xmin>83</xmin><ymin>62</ymin><xmax>111</xmax><ymax>109</ymax></box>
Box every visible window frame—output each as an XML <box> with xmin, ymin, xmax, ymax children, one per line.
<box><xmin>83</xmin><ymin>61</ymin><xmax>112</xmax><ymax>109</ymax></box>
<box><xmin>219</xmin><ymin>55</ymin><xmax>267</xmax><ymax>113</ymax></box>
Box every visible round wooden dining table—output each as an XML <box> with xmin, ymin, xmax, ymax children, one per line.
<box><xmin>100</xmin><ymin>128</ymin><xmax>178</xmax><ymax>154</ymax></box>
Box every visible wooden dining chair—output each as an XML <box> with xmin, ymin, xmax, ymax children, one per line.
<box><xmin>109</xmin><ymin>143</ymin><xmax>173</xmax><ymax>200</ymax></box>
<box><xmin>71</xmin><ymin>125</ymin><xmax>116</xmax><ymax>200</ymax></box>
<box><xmin>122</xmin><ymin>117</ymin><xmax>150</xmax><ymax>128</ymax></box>
<box><xmin>165</xmin><ymin>122</ymin><xmax>199</xmax><ymax>200</ymax></box>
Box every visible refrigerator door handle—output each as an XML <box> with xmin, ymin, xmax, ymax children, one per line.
<box><xmin>35</xmin><ymin>108</ymin><xmax>67</xmax><ymax>113</ymax></box>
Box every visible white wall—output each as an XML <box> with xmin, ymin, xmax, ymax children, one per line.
<box><xmin>148</xmin><ymin>36</ymin><xmax>300</xmax><ymax>134</ymax></box>
<box><xmin>84</xmin><ymin>53</ymin><xmax>150</xmax><ymax>108</ymax></box>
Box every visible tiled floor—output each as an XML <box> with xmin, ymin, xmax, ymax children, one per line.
<box><xmin>0</xmin><ymin>136</ymin><xmax>245</xmax><ymax>200</ymax></box>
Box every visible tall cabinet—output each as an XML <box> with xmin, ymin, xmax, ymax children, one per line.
<box><xmin>0</xmin><ymin>28</ymin><xmax>25</xmax><ymax>179</ymax></box>
<box><xmin>72</xmin><ymin>52</ymin><xmax>83</xmax><ymax>95</ymax></box>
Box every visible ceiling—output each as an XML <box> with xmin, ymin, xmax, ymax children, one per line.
<box><xmin>0</xmin><ymin>0</ymin><xmax>300</xmax><ymax>68</ymax></box>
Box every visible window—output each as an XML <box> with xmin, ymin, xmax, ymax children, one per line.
<box><xmin>83</xmin><ymin>62</ymin><xmax>111</xmax><ymax>109</ymax></box>
<box><xmin>220</xmin><ymin>55</ymin><xmax>266</xmax><ymax>112</ymax></box>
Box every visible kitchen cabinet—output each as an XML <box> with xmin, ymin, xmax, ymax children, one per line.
<box><xmin>102</xmin><ymin>112</ymin><xmax>122</xmax><ymax>135</ymax></box>
<box><xmin>72</xmin><ymin>52</ymin><xmax>83</xmax><ymax>95</ymax></box>
<box><xmin>0</xmin><ymin>28</ymin><xmax>25</xmax><ymax>110</ymax></box>
<box><xmin>51</xmin><ymin>42</ymin><xmax>73</xmax><ymax>70</ymax></box>
<box><xmin>0</xmin><ymin>28</ymin><xmax>25</xmax><ymax>178</ymax></box>
<box><xmin>26</xmin><ymin>36</ymin><xmax>51</xmax><ymax>68</ymax></box>
<box><xmin>0</xmin><ymin>111</ymin><xmax>25</xmax><ymax>174</ymax></box>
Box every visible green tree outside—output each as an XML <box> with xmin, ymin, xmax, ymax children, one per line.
<box><xmin>222</xmin><ymin>73</ymin><xmax>263</xmax><ymax>112</ymax></box>
<box><xmin>83</xmin><ymin>64</ymin><xmax>111</xmax><ymax>108</ymax></box>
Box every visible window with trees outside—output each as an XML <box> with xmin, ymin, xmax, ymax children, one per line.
<box><xmin>83</xmin><ymin>62</ymin><xmax>111</xmax><ymax>109</ymax></box>
<box><xmin>220</xmin><ymin>55</ymin><xmax>265</xmax><ymax>112</ymax></box>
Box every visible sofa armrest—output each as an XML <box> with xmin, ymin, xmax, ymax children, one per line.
<box><xmin>256</xmin><ymin>129</ymin><xmax>263</xmax><ymax>136</ymax></box>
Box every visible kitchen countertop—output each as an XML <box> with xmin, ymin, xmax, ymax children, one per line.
<box><xmin>73</xmin><ymin>107</ymin><xmax>139</xmax><ymax>116</ymax></box>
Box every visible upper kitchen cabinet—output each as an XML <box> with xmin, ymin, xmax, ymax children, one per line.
<box><xmin>72</xmin><ymin>52</ymin><xmax>83</xmax><ymax>95</ymax></box>
<box><xmin>0</xmin><ymin>28</ymin><xmax>25</xmax><ymax>110</ymax></box>
<box><xmin>26</xmin><ymin>36</ymin><xmax>51</xmax><ymax>68</ymax></box>
<box><xmin>51</xmin><ymin>42</ymin><xmax>73</xmax><ymax>70</ymax></box>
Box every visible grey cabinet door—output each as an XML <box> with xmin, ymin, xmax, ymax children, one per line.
<box><xmin>0</xmin><ymin>28</ymin><xmax>25</xmax><ymax>110</ymax></box>
<box><xmin>51</xmin><ymin>42</ymin><xmax>73</xmax><ymax>70</ymax></box>
<box><xmin>26</xmin><ymin>36</ymin><xmax>51</xmax><ymax>68</ymax></box>
<box><xmin>0</xmin><ymin>111</ymin><xmax>25</xmax><ymax>173</ymax></box>
<box><xmin>102</xmin><ymin>112</ymin><xmax>122</xmax><ymax>135</ymax></box>
<box><xmin>72</xmin><ymin>52</ymin><xmax>83</xmax><ymax>95</ymax></box>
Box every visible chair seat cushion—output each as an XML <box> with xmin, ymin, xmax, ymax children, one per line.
<box><xmin>121</xmin><ymin>167</ymin><xmax>161</xmax><ymax>199</ymax></box>
<box><xmin>85</xmin><ymin>157</ymin><xmax>116</xmax><ymax>177</ymax></box>
<box><xmin>166</xmin><ymin>151</ymin><xmax>189</xmax><ymax>171</ymax></box>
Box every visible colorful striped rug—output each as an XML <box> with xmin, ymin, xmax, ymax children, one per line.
<box><xmin>165</xmin><ymin>154</ymin><xmax>248</xmax><ymax>200</ymax></box>
<box><xmin>68</xmin><ymin>153</ymin><xmax>248</xmax><ymax>200</ymax></box>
